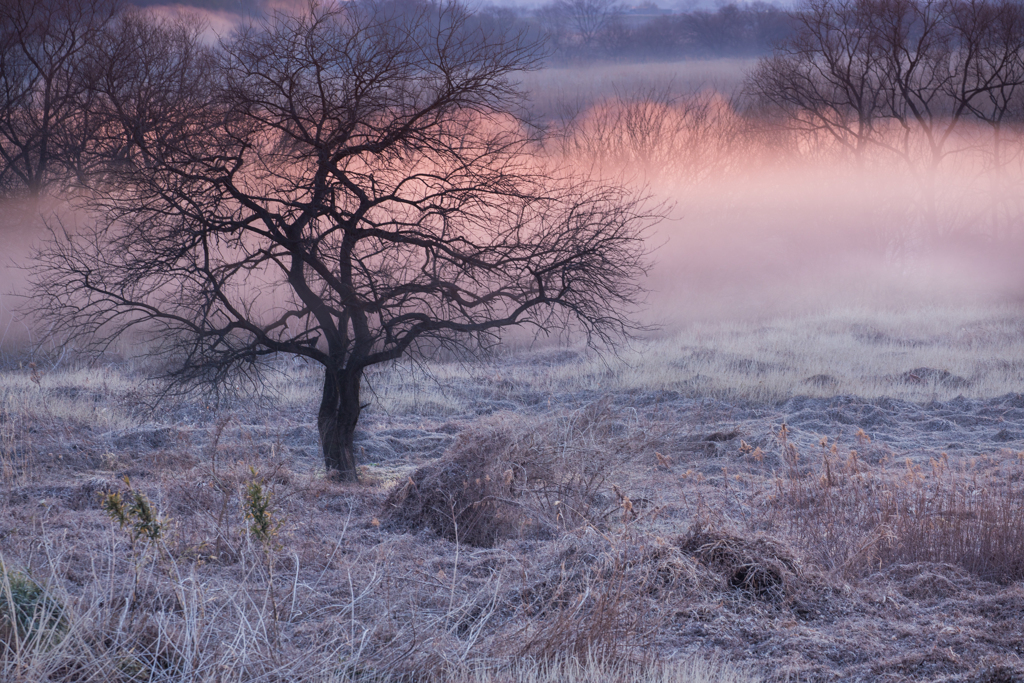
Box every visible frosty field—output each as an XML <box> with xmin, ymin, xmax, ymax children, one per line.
<box><xmin>2</xmin><ymin>304</ymin><xmax>1023</xmax><ymax>681</ymax></box>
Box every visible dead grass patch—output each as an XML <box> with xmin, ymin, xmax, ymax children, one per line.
<box><xmin>774</xmin><ymin>449</ymin><xmax>1024</xmax><ymax>582</ymax></box>
<box><xmin>382</xmin><ymin>403</ymin><xmax>645</xmax><ymax>547</ymax></box>
<box><xmin>508</xmin><ymin>531</ymin><xmax>711</xmax><ymax>662</ymax></box>
<box><xmin>450</xmin><ymin>653</ymin><xmax>760</xmax><ymax>683</ymax></box>
<box><xmin>4</xmin><ymin>309</ymin><xmax>1024</xmax><ymax>680</ymax></box>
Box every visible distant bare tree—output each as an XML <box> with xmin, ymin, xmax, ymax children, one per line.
<box><xmin>542</xmin><ymin>0</ymin><xmax>623</xmax><ymax>50</ymax></box>
<box><xmin>746</xmin><ymin>0</ymin><xmax>887</xmax><ymax>161</ymax></box>
<box><xmin>0</xmin><ymin>0</ymin><xmax>117</xmax><ymax>197</ymax></box>
<box><xmin>84</xmin><ymin>9</ymin><xmax>215</xmax><ymax>178</ymax></box>
<box><xmin>31</xmin><ymin>1</ymin><xmax>655</xmax><ymax>481</ymax></box>
<box><xmin>748</xmin><ymin>0</ymin><xmax>1024</xmax><ymax>236</ymax></box>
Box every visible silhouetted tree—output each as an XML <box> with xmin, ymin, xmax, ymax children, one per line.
<box><xmin>31</xmin><ymin>1</ymin><xmax>654</xmax><ymax>480</ymax></box>
<box><xmin>0</xmin><ymin>0</ymin><xmax>118</xmax><ymax>197</ymax></box>
<box><xmin>747</xmin><ymin>0</ymin><xmax>1024</xmax><ymax>235</ymax></box>
<box><xmin>555</xmin><ymin>0</ymin><xmax>623</xmax><ymax>47</ymax></box>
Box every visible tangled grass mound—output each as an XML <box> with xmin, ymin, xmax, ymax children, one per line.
<box><xmin>381</xmin><ymin>424</ymin><xmax>530</xmax><ymax>547</ymax></box>
<box><xmin>679</xmin><ymin>526</ymin><xmax>800</xmax><ymax>602</ymax></box>
<box><xmin>508</xmin><ymin>532</ymin><xmax>716</xmax><ymax>660</ymax></box>
<box><xmin>382</xmin><ymin>406</ymin><xmax>637</xmax><ymax>547</ymax></box>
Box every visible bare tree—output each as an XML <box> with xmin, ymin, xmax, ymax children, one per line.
<box><xmin>746</xmin><ymin>0</ymin><xmax>888</xmax><ymax>161</ymax></box>
<box><xmin>748</xmin><ymin>0</ymin><xmax>1024</xmax><ymax>238</ymax></box>
<box><xmin>0</xmin><ymin>0</ymin><xmax>117</xmax><ymax>197</ymax></box>
<box><xmin>543</xmin><ymin>0</ymin><xmax>623</xmax><ymax>50</ymax></box>
<box><xmin>83</xmin><ymin>8</ymin><xmax>216</xmax><ymax>182</ymax></box>
<box><xmin>31</xmin><ymin>1</ymin><xmax>655</xmax><ymax>481</ymax></box>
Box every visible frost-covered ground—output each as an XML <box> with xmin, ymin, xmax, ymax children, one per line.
<box><xmin>2</xmin><ymin>305</ymin><xmax>1023</xmax><ymax>681</ymax></box>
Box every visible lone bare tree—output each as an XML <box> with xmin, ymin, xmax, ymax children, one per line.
<box><xmin>31</xmin><ymin>0</ymin><xmax>654</xmax><ymax>481</ymax></box>
<box><xmin>539</xmin><ymin>0</ymin><xmax>622</xmax><ymax>52</ymax></box>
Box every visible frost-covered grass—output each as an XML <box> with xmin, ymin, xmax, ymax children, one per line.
<box><xmin>359</xmin><ymin>303</ymin><xmax>1024</xmax><ymax>413</ymax></box>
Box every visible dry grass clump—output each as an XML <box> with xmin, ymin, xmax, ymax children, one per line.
<box><xmin>508</xmin><ymin>531</ymin><xmax>711</xmax><ymax>662</ymax></box>
<box><xmin>773</xmin><ymin>445</ymin><xmax>1024</xmax><ymax>582</ymax></box>
<box><xmin>679</xmin><ymin>526</ymin><xmax>799</xmax><ymax>603</ymax></box>
<box><xmin>380</xmin><ymin>421</ymin><xmax>531</xmax><ymax>547</ymax></box>
<box><xmin>382</xmin><ymin>402</ymin><xmax>642</xmax><ymax>547</ymax></box>
<box><xmin>451</xmin><ymin>652</ymin><xmax>759</xmax><ymax>683</ymax></box>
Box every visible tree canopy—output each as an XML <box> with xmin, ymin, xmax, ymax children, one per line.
<box><xmin>28</xmin><ymin>0</ymin><xmax>655</xmax><ymax>480</ymax></box>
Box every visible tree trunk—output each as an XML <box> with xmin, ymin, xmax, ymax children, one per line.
<box><xmin>318</xmin><ymin>367</ymin><xmax>362</xmax><ymax>481</ymax></box>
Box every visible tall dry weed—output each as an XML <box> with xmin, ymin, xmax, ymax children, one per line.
<box><xmin>773</xmin><ymin>447</ymin><xmax>1024</xmax><ymax>582</ymax></box>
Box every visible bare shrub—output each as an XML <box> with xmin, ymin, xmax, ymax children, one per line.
<box><xmin>382</xmin><ymin>402</ymin><xmax>641</xmax><ymax>547</ymax></box>
<box><xmin>552</xmin><ymin>84</ymin><xmax>750</xmax><ymax>181</ymax></box>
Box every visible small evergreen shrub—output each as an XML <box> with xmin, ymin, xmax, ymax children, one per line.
<box><xmin>0</xmin><ymin>564</ymin><xmax>67</xmax><ymax>652</ymax></box>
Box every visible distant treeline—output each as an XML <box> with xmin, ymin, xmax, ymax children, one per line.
<box><xmin>0</xmin><ymin>0</ymin><xmax>793</xmax><ymax>198</ymax></box>
<box><xmin>127</xmin><ymin>0</ymin><xmax>796</xmax><ymax>62</ymax></box>
<box><xmin>477</xmin><ymin>1</ymin><xmax>795</xmax><ymax>62</ymax></box>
